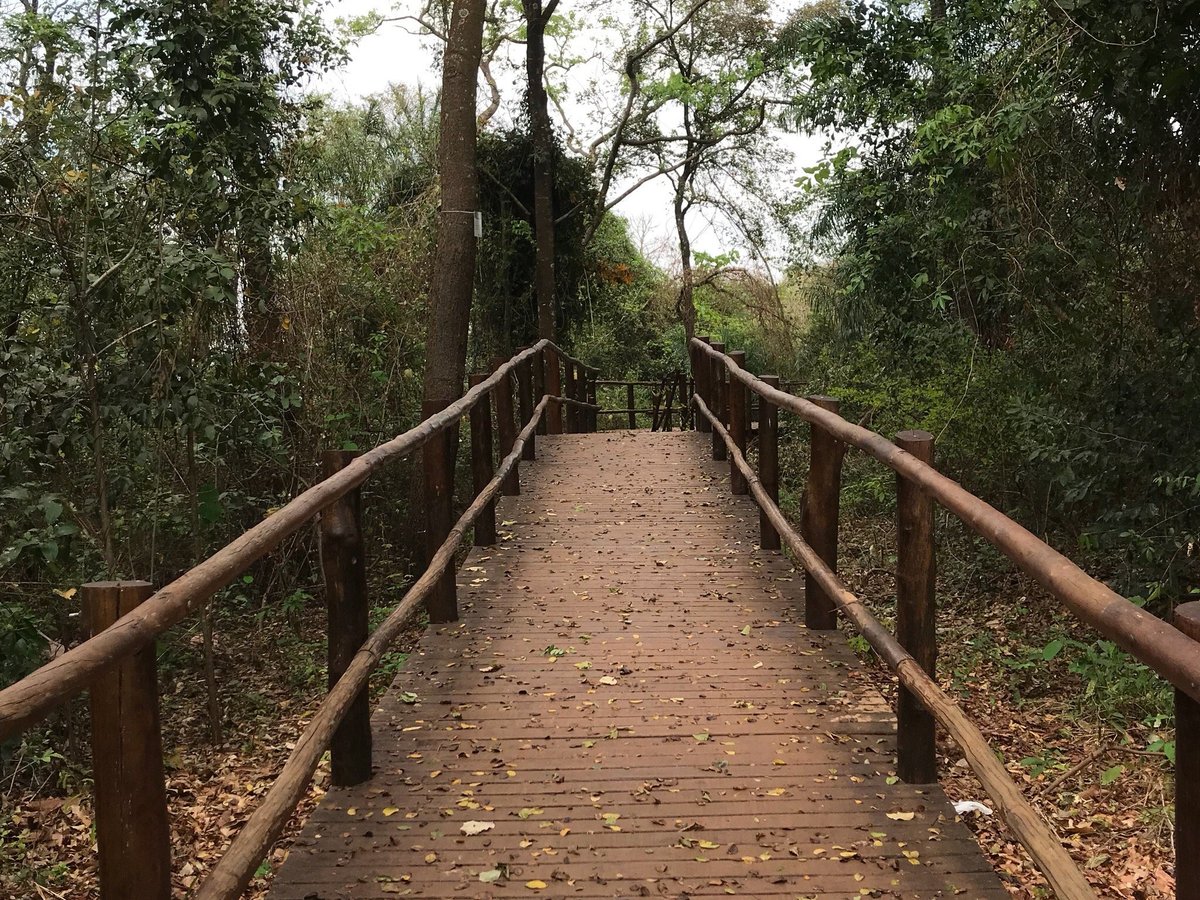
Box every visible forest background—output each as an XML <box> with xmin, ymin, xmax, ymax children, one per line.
<box><xmin>1</xmin><ymin>0</ymin><xmax>1197</xmax><ymax>896</ymax></box>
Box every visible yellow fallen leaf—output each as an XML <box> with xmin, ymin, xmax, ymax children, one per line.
<box><xmin>886</xmin><ymin>811</ymin><xmax>915</xmax><ymax>821</ymax></box>
<box><xmin>382</xmin><ymin>807</ymin><xmax>399</xmax><ymax>817</ymax></box>
<box><xmin>526</xmin><ymin>880</ymin><xmax>548</xmax><ymax>890</ymax></box>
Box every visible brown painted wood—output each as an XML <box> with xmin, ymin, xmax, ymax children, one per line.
<box><xmin>320</xmin><ymin>450</ymin><xmax>373</xmax><ymax>785</ymax></box>
<box><xmin>468</xmin><ymin>373</ymin><xmax>496</xmax><ymax>546</ymax></box>
<box><xmin>759</xmin><ymin>374</ymin><xmax>781</xmax><ymax>550</ymax></box>
<box><xmin>0</xmin><ymin>342</ymin><xmax>563</xmax><ymax>742</ymax></box>
<box><xmin>514</xmin><ymin>348</ymin><xmax>535</xmax><ymax>460</ymax></box>
<box><xmin>564</xmin><ymin>358</ymin><xmax>578</xmax><ymax>433</ymax></box>
<box><xmin>728</xmin><ymin>350</ymin><xmax>748</xmax><ymax>494</ymax></box>
<box><xmin>84</xmin><ymin>581</ymin><xmax>171</xmax><ymax>900</ymax></box>
<box><xmin>585</xmin><ymin>371</ymin><xmax>598</xmax><ymax>431</ymax></box>
<box><xmin>1176</xmin><ymin>601</ymin><xmax>1200</xmax><ymax>900</ymax></box>
<box><xmin>695</xmin><ymin>396</ymin><xmax>1096</xmax><ymax>900</ymax></box>
<box><xmin>266</xmin><ymin>432</ymin><xmax>1005</xmax><ymax>900</ymax></box>
<box><xmin>895</xmin><ymin>430</ymin><xmax>937</xmax><ymax>785</ymax></box>
<box><xmin>709</xmin><ymin>341</ymin><xmax>726</xmax><ymax>460</ymax></box>
<box><xmin>421</xmin><ymin>398</ymin><xmax>458</xmax><ymax>622</ymax></box>
<box><xmin>532</xmin><ymin>349</ymin><xmax>547</xmax><ymax>436</ymax></box>
<box><xmin>689</xmin><ymin>339</ymin><xmax>1200</xmax><ymax>710</ymax></box>
<box><xmin>490</xmin><ymin>357</ymin><xmax>520</xmax><ymax>496</ymax></box>
<box><xmin>802</xmin><ymin>395</ymin><xmax>844</xmax><ymax>630</ymax></box>
<box><xmin>693</xmin><ymin>336</ymin><xmax>712</xmax><ymax>434</ymax></box>
<box><xmin>543</xmin><ymin>345</ymin><xmax>562</xmax><ymax>434</ymax></box>
<box><xmin>197</xmin><ymin>400</ymin><xmax>550</xmax><ymax>900</ymax></box>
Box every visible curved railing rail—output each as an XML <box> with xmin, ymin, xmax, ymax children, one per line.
<box><xmin>689</xmin><ymin>335</ymin><xmax>1200</xmax><ymax>899</ymax></box>
<box><xmin>0</xmin><ymin>341</ymin><xmax>599</xmax><ymax>899</ymax></box>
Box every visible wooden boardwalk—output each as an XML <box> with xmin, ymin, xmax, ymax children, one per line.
<box><xmin>269</xmin><ymin>432</ymin><xmax>1006</xmax><ymax>898</ymax></box>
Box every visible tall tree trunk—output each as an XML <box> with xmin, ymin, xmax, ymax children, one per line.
<box><xmin>673</xmin><ymin>172</ymin><xmax>697</xmax><ymax>343</ymax></box>
<box><xmin>423</xmin><ymin>0</ymin><xmax>487</xmax><ymax>404</ymax></box>
<box><xmin>523</xmin><ymin>0</ymin><xmax>559</xmax><ymax>344</ymax></box>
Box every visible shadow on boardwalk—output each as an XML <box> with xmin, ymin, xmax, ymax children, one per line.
<box><xmin>268</xmin><ymin>432</ymin><xmax>1005</xmax><ymax>898</ymax></box>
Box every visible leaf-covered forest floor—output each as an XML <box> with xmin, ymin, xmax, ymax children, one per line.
<box><xmin>836</xmin><ymin>512</ymin><xmax>1176</xmax><ymax>898</ymax></box>
<box><xmin>2</xmin><ymin>596</ymin><xmax>425</xmax><ymax>900</ymax></box>
<box><xmin>2</xmin><ymin>515</ymin><xmax>1174</xmax><ymax>899</ymax></box>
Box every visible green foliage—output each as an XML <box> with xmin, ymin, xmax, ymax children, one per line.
<box><xmin>781</xmin><ymin>0</ymin><xmax>1200</xmax><ymax>601</ymax></box>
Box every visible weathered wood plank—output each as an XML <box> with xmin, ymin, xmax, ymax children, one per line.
<box><xmin>267</xmin><ymin>432</ymin><xmax>1004</xmax><ymax>899</ymax></box>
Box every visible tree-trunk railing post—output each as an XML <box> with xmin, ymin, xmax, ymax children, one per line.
<box><xmin>709</xmin><ymin>341</ymin><xmax>727</xmax><ymax>461</ymax></box>
<box><xmin>319</xmin><ymin>449</ymin><xmax>373</xmax><ymax>785</ymax></box>
<box><xmin>586</xmin><ymin>371</ymin><xmax>598</xmax><ymax>432</ymax></box>
<box><xmin>533</xmin><ymin>348</ymin><xmax>547</xmax><ymax>435</ymax></box>
<box><xmin>626</xmin><ymin>383</ymin><xmax>636</xmax><ymax>429</ymax></box>
<box><xmin>802</xmin><ymin>395</ymin><xmax>844</xmax><ymax>629</ymax></box>
<box><xmin>564</xmin><ymin>359</ymin><xmax>578</xmax><ymax>433</ymax></box>
<box><xmin>469</xmin><ymin>372</ymin><xmax>497</xmax><ymax>546</ymax></box>
<box><xmin>895</xmin><ymin>430</ymin><xmax>938</xmax><ymax>784</ymax></box>
<box><xmin>1175</xmin><ymin>602</ymin><xmax>1200</xmax><ymax>900</ymax></box>
<box><xmin>694</xmin><ymin>337</ymin><xmax>712</xmax><ymax>434</ymax></box>
<box><xmin>728</xmin><ymin>351</ymin><xmax>748</xmax><ymax>494</ymax></box>
<box><xmin>759</xmin><ymin>375</ymin><xmax>781</xmax><ymax>550</ymax></box>
<box><xmin>421</xmin><ymin>399</ymin><xmax>458</xmax><ymax>622</ymax></box>
<box><xmin>544</xmin><ymin>345</ymin><xmax>563</xmax><ymax>434</ymax></box>
<box><xmin>515</xmin><ymin>348</ymin><xmax>535</xmax><ymax>460</ymax></box>
<box><xmin>491</xmin><ymin>357</ymin><xmax>520</xmax><ymax>494</ymax></box>
<box><xmin>84</xmin><ymin>580</ymin><xmax>171</xmax><ymax>900</ymax></box>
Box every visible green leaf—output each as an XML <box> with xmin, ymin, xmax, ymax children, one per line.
<box><xmin>1099</xmin><ymin>764</ymin><xmax>1124</xmax><ymax>785</ymax></box>
<box><xmin>1042</xmin><ymin>639</ymin><xmax>1065</xmax><ymax>660</ymax></box>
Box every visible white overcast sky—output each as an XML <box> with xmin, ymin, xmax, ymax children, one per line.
<box><xmin>314</xmin><ymin>1</ymin><xmax>826</xmax><ymax>266</ymax></box>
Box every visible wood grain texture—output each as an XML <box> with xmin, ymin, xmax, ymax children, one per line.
<box><xmin>267</xmin><ymin>432</ymin><xmax>1004</xmax><ymax>899</ymax></box>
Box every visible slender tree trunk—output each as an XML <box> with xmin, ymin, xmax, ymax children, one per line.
<box><xmin>241</xmin><ymin>228</ymin><xmax>280</xmax><ymax>355</ymax></box>
<box><xmin>931</xmin><ymin>0</ymin><xmax>946</xmax><ymax>20</ymax></box>
<box><xmin>673</xmin><ymin>173</ymin><xmax>697</xmax><ymax>343</ymax></box>
<box><xmin>423</xmin><ymin>0</ymin><xmax>487</xmax><ymax>403</ymax></box>
<box><xmin>524</xmin><ymin>0</ymin><xmax>559</xmax><ymax>344</ymax></box>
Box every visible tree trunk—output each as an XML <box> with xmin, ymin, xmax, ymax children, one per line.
<box><xmin>423</xmin><ymin>0</ymin><xmax>487</xmax><ymax>403</ymax></box>
<box><xmin>673</xmin><ymin>174</ymin><xmax>697</xmax><ymax>343</ymax></box>
<box><xmin>523</xmin><ymin>0</ymin><xmax>559</xmax><ymax>344</ymax></box>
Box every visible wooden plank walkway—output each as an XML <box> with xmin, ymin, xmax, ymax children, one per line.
<box><xmin>268</xmin><ymin>432</ymin><xmax>1006</xmax><ymax>898</ymax></box>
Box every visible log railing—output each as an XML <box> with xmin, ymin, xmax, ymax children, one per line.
<box><xmin>0</xmin><ymin>340</ymin><xmax>598</xmax><ymax>900</ymax></box>
<box><xmin>690</xmin><ymin>335</ymin><xmax>1200</xmax><ymax>899</ymax></box>
<box><xmin>594</xmin><ymin>374</ymin><xmax>692</xmax><ymax>430</ymax></box>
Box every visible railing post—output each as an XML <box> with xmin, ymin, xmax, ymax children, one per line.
<box><xmin>491</xmin><ymin>357</ymin><xmax>520</xmax><ymax>494</ymax></box>
<box><xmin>421</xmin><ymin>399</ymin><xmax>458</xmax><ymax>622</ymax></box>
<box><xmin>709</xmin><ymin>341</ymin><xmax>726</xmax><ymax>461</ymax></box>
<box><xmin>84</xmin><ymin>580</ymin><xmax>171</xmax><ymax>900</ymax></box>
<box><xmin>626</xmin><ymin>383</ymin><xmax>636</xmax><ymax>429</ymax></box>
<box><xmin>544</xmin><ymin>345</ymin><xmax>563</xmax><ymax>434</ymax></box>
<box><xmin>693</xmin><ymin>337</ymin><xmax>712</xmax><ymax>434</ymax></box>
<box><xmin>802</xmin><ymin>395</ymin><xmax>844</xmax><ymax>629</ymax></box>
<box><xmin>533</xmin><ymin>348</ymin><xmax>547</xmax><ymax>435</ymax></box>
<box><xmin>319</xmin><ymin>450</ymin><xmax>373</xmax><ymax>785</ymax></box>
<box><xmin>515</xmin><ymin>348</ymin><xmax>535</xmax><ymax>460</ymax></box>
<box><xmin>759</xmin><ymin>375</ymin><xmax>781</xmax><ymax>550</ymax></box>
<box><xmin>564</xmin><ymin>359</ymin><xmax>578</xmax><ymax>433</ymax></box>
<box><xmin>585</xmin><ymin>370</ymin><xmax>597</xmax><ymax>432</ymax></box>
<box><xmin>728</xmin><ymin>351</ymin><xmax>748</xmax><ymax>494</ymax></box>
<box><xmin>469</xmin><ymin>373</ymin><xmax>497</xmax><ymax>546</ymax></box>
<box><xmin>1175</xmin><ymin>602</ymin><xmax>1200</xmax><ymax>900</ymax></box>
<box><xmin>895</xmin><ymin>430</ymin><xmax>937</xmax><ymax>784</ymax></box>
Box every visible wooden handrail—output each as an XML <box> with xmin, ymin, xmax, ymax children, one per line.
<box><xmin>0</xmin><ymin>341</ymin><xmax>571</xmax><ymax>742</ymax></box>
<box><xmin>690</xmin><ymin>338</ymin><xmax>1200</xmax><ymax>705</ymax></box>
<box><xmin>196</xmin><ymin>396</ymin><xmax>552</xmax><ymax>900</ymax></box>
<box><xmin>694</xmin><ymin>393</ymin><xmax>1096</xmax><ymax>900</ymax></box>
